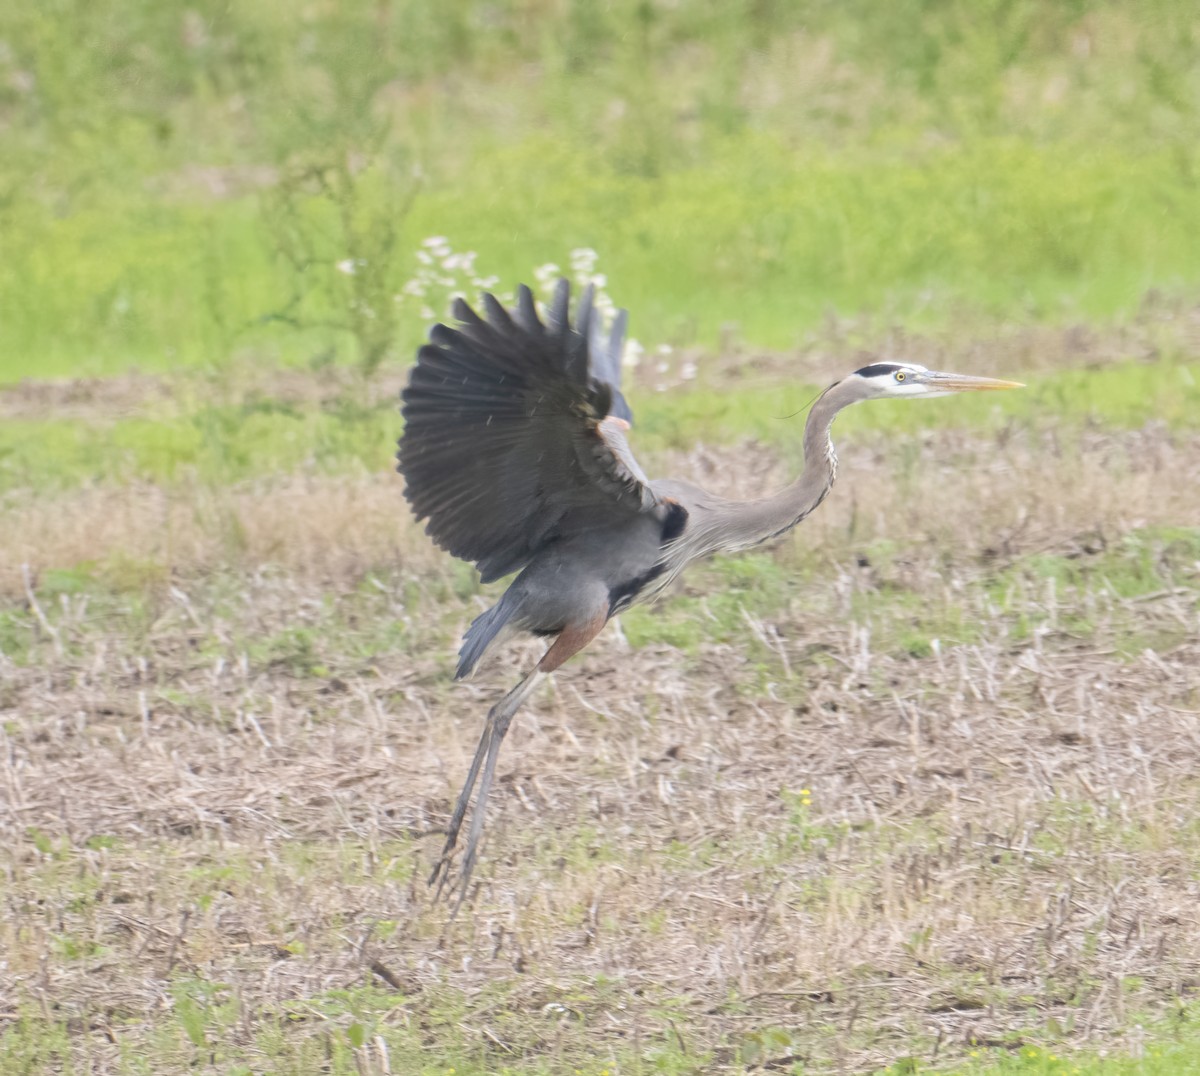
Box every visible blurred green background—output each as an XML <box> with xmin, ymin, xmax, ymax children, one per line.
<box><xmin>2</xmin><ymin>0</ymin><xmax>1198</xmax><ymax>381</ymax></box>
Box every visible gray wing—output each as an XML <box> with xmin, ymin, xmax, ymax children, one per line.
<box><xmin>398</xmin><ymin>279</ymin><xmax>657</xmax><ymax>582</ymax></box>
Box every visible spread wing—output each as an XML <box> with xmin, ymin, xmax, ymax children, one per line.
<box><xmin>398</xmin><ymin>279</ymin><xmax>659</xmax><ymax>582</ymax></box>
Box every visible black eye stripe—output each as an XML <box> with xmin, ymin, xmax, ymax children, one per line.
<box><xmin>855</xmin><ymin>363</ymin><xmax>903</xmax><ymax>378</ymax></box>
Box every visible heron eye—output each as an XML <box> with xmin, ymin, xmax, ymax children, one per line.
<box><xmin>894</xmin><ymin>371</ymin><xmax>906</xmax><ymax>382</ymax></box>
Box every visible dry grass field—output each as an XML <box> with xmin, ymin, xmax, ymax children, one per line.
<box><xmin>3</xmin><ymin>321</ymin><xmax>1200</xmax><ymax>1074</ymax></box>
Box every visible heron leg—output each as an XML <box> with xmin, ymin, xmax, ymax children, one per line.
<box><xmin>427</xmin><ymin>711</ymin><xmax>495</xmax><ymax>889</ymax></box>
<box><xmin>432</xmin><ymin>609</ymin><xmax>609</xmax><ymax>909</ymax></box>
<box><xmin>451</xmin><ymin>672</ymin><xmax>543</xmax><ymax>907</ymax></box>
<box><xmin>429</xmin><ymin>667</ymin><xmax>543</xmax><ymax>896</ymax></box>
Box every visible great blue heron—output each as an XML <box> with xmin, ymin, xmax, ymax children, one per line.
<box><xmin>398</xmin><ymin>280</ymin><xmax>1020</xmax><ymax>902</ymax></box>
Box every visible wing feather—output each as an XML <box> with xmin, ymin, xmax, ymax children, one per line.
<box><xmin>398</xmin><ymin>281</ymin><xmax>654</xmax><ymax>582</ymax></box>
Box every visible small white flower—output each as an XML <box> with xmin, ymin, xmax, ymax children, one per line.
<box><xmin>443</xmin><ymin>251</ymin><xmax>477</xmax><ymax>272</ymax></box>
<box><xmin>680</xmin><ymin>360</ymin><xmax>697</xmax><ymax>380</ymax></box>
<box><xmin>421</xmin><ymin>235</ymin><xmax>449</xmax><ymax>248</ymax></box>
<box><xmin>623</xmin><ymin>339</ymin><xmax>644</xmax><ymax>368</ymax></box>
<box><xmin>569</xmin><ymin>247</ymin><xmax>598</xmax><ymax>272</ymax></box>
<box><xmin>533</xmin><ymin>263</ymin><xmax>561</xmax><ymax>287</ymax></box>
<box><xmin>336</xmin><ymin>258</ymin><xmax>357</xmax><ymax>275</ymax></box>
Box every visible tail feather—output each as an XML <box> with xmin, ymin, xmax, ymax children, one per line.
<box><xmin>456</xmin><ymin>595</ymin><xmax>517</xmax><ymax>680</ymax></box>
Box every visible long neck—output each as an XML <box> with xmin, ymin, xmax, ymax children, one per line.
<box><xmin>727</xmin><ymin>385</ymin><xmax>843</xmax><ymax>548</ymax></box>
<box><xmin>687</xmin><ymin>382</ymin><xmax>849</xmax><ymax>559</ymax></box>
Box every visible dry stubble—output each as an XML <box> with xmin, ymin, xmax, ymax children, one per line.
<box><xmin>2</xmin><ymin>418</ymin><xmax>1200</xmax><ymax>1072</ymax></box>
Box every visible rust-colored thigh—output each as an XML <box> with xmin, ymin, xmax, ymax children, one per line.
<box><xmin>537</xmin><ymin>610</ymin><xmax>609</xmax><ymax>672</ymax></box>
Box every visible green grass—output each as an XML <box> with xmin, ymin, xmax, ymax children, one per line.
<box><xmin>0</xmin><ymin>399</ymin><xmax>395</xmax><ymax>491</ymax></box>
<box><xmin>3</xmin><ymin>355</ymin><xmax>1198</xmax><ymax>494</ymax></box>
<box><xmin>957</xmin><ymin>1036</ymin><xmax>1200</xmax><ymax>1075</ymax></box>
<box><xmin>3</xmin><ymin>0</ymin><xmax>1200</xmax><ymax>377</ymax></box>
<box><xmin>4</xmin><ymin>135</ymin><xmax>1199</xmax><ymax>381</ymax></box>
<box><xmin>6</xmin><ymin>997</ymin><xmax>1200</xmax><ymax>1075</ymax></box>
<box><xmin>0</xmin><ymin>988</ymin><xmax>703</xmax><ymax>1076</ymax></box>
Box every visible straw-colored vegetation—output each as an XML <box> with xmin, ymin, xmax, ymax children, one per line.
<box><xmin>3</xmin><ymin>1</ymin><xmax>1200</xmax><ymax>1073</ymax></box>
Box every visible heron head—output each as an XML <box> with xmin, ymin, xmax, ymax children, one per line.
<box><xmin>848</xmin><ymin>361</ymin><xmax>1023</xmax><ymax>400</ymax></box>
